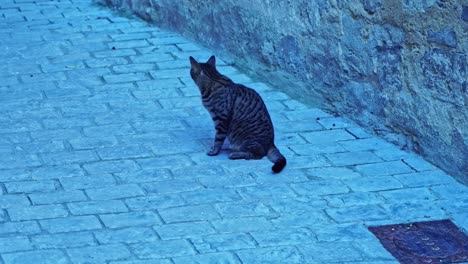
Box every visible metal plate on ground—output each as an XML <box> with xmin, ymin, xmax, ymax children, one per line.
<box><xmin>369</xmin><ymin>220</ymin><xmax>468</xmax><ymax>263</ymax></box>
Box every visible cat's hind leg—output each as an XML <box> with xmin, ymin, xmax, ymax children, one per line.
<box><xmin>229</xmin><ymin>141</ymin><xmax>266</xmax><ymax>160</ymax></box>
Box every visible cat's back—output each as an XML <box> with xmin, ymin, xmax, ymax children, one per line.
<box><xmin>230</xmin><ymin>83</ymin><xmax>265</xmax><ymax>104</ymax></box>
<box><xmin>230</xmin><ymin>83</ymin><xmax>272</xmax><ymax>122</ymax></box>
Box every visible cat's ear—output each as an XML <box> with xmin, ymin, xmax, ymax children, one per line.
<box><xmin>189</xmin><ymin>56</ymin><xmax>199</xmax><ymax>67</ymax></box>
<box><xmin>207</xmin><ymin>55</ymin><xmax>216</xmax><ymax>67</ymax></box>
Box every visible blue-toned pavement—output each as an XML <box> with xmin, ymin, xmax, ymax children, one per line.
<box><xmin>1</xmin><ymin>1</ymin><xmax>467</xmax><ymax>263</ymax></box>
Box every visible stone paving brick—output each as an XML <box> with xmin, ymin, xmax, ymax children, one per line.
<box><xmin>0</xmin><ymin>120</ymin><xmax>42</xmax><ymax>134</ymax></box>
<box><xmin>100</xmin><ymin>211</ymin><xmax>162</xmax><ymax>228</ymax></box>
<box><xmin>125</xmin><ymin>194</ymin><xmax>186</xmax><ymax>210</ymax></box>
<box><xmin>199</xmin><ymin>174</ymin><xmax>256</xmax><ymax>188</ymax></box>
<box><xmin>211</xmin><ymin>217</ymin><xmax>274</xmax><ymax>233</ymax></box>
<box><xmin>0</xmin><ymin>221</ymin><xmax>41</xmax><ymax>236</ymax></box>
<box><xmin>236</xmin><ymin>246</ymin><xmax>306</xmax><ymax>264</ymax></box>
<box><xmin>150</xmin><ymin>141</ymin><xmax>204</xmax><ymax>155</ymax></box>
<box><xmin>237</xmin><ymin>184</ymin><xmax>297</xmax><ymax>201</ymax></box>
<box><xmin>8</xmin><ymin>204</ymin><xmax>68</xmax><ymax>221</ymax></box>
<box><xmin>253</xmin><ymin>169</ymin><xmax>309</xmax><ymax>184</ymax></box>
<box><xmin>86</xmin><ymin>57</ymin><xmax>128</xmax><ymax>68</ymax></box>
<box><xmin>317</xmin><ymin>117</ymin><xmax>353</xmax><ymax>129</ymax></box>
<box><xmin>338</xmin><ymin>137</ymin><xmax>392</xmax><ymax>151</ymax></box>
<box><xmin>355</xmin><ymin>160</ymin><xmax>415</xmax><ymax>176</ymax></box>
<box><xmin>42</xmin><ymin>150</ymin><xmax>99</xmax><ymax>165</ymax></box>
<box><xmin>382</xmin><ymin>202</ymin><xmax>448</xmax><ymax>221</ymax></box>
<box><xmin>5</xmin><ymin>180</ymin><xmax>58</xmax><ymax>194</ymax></box>
<box><xmin>314</xmin><ymin>223</ymin><xmax>376</xmax><ymax>242</ymax></box>
<box><xmin>31</xmin><ymin>232</ymin><xmax>96</xmax><ymax>249</ymax></box>
<box><xmin>83</xmin><ymin>160</ymin><xmax>140</xmax><ymax>174</ymax></box>
<box><xmin>0</xmin><ymin>194</ymin><xmax>30</xmax><ymax>209</ymax></box>
<box><xmin>343</xmin><ymin>176</ymin><xmax>404</xmax><ymax>192</ymax></box>
<box><xmin>392</xmin><ymin>170</ymin><xmax>458</xmax><ymax>187</ymax></box>
<box><xmin>95</xmin><ymin>227</ymin><xmax>158</xmax><ymax>244</ymax></box>
<box><xmin>155</xmin><ymin>221</ymin><xmax>216</xmax><ymax>239</ymax></box>
<box><xmin>0</xmin><ymin>210</ymin><xmax>7</xmax><ymax>222</ymax></box>
<box><xmin>44</xmin><ymin>86</ymin><xmax>91</xmax><ymax>99</ymax></box>
<box><xmin>30</xmin><ymin>128</ymin><xmax>82</xmax><ymax>141</ymax></box>
<box><xmin>97</xmin><ymin>145</ymin><xmax>154</xmax><ymax>160</ymax></box>
<box><xmin>0</xmin><ymin>153</ymin><xmax>42</xmax><ymax>170</ymax></box>
<box><xmin>172</xmin><ymin>252</ymin><xmax>242</xmax><ymax>264</ymax></box>
<box><xmin>109</xmin><ymin>39</ymin><xmax>150</xmax><ymax>49</ymax></box>
<box><xmin>60</xmin><ymin>174</ymin><xmax>116</xmax><ymax>190</ymax></box>
<box><xmin>305</xmin><ymin>166</ymin><xmax>361</xmax><ymax>180</ymax></box>
<box><xmin>31</xmin><ymin>164</ymin><xmax>84</xmax><ymax>180</ymax></box>
<box><xmin>9</xmin><ymin>107</ymin><xmax>60</xmax><ymax>120</ymax></box>
<box><xmin>141</xmin><ymin>179</ymin><xmax>203</xmax><ymax>195</ymax></box>
<box><xmin>0</xmin><ymin>168</ymin><xmax>31</xmax><ymax>182</ymax></box>
<box><xmin>215</xmin><ymin>201</ymin><xmax>276</xmax><ymax>219</ymax></box>
<box><xmin>171</xmin><ymin>165</ymin><xmax>226</xmax><ymax>179</ymax></box>
<box><xmin>301</xmin><ymin>129</ymin><xmax>356</xmax><ymax>143</ymax></box>
<box><xmin>325</xmin><ymin>151</ymin><xmax>382</xmax><ymax>166</ymax></box>
<box><xmin>110</xmin><ymin>32</ymin><xmax>151</xmax><ymax>41</ymax></box>
<box><xmin>110</xmin><ymin>260</ymin><xmax>172</xmax><ymax>264</ymax></box>
<box><xmin>298</xmin><ymin>242</ymin><xmax>364</xmax><ymax>262</ymax></box>
<box><xmin>113</xmin><ymin>63</ymin><xmax>155</xmax><ymax>73</ymax></box>
<box><xmin>285</xmin><ymin>155</ymin><xmax>330</xmax><ymax>169</ymax></box>
<box><xmin>103</xmin><ymin>72</ymin><xmax>150</xmax><ymax>83</ymax></box>
<box><xmin>130</xmin><ymin>240</ymin><xmax>195</xmax><ymax>259</ymax></box>
<box><xmin>131</xmin><ymin>119</ymin><xmax>185</xmax><ymax>133</ymax></box>
<box><xmin>40</xmin><ymin>215</ymin><xmax>102</xmax><ymax>233</ymax></box>
<box><xmin>0</xmin><ymin>236</ymin><xmax>33</xmax><ymax>253</ymax></box>
<box><xmin>68</xmin><ymin>200</ymin><xmax>128</xmax><ymax>215</ymax></box>
<box><xmin>265</xmin><ymin>197</ymin><xmax>327</xmax><ymax>214</ymax></box>
<box><xmin>379</xmin><ymin>187</ymin><xmax>436</xmax><ymax>203</ymax></box>
<box><xmin>15</xmin><ymin>141</ymin><xmax>65</xmax><ymax>154</ymax></box>
<box><xmin>29</xmin><ymin>190</ymin><xmax>87</xmax><ymax>205</ymax></box>
<box><xmin>452</xmin><ymin>213</ymin><xmax>468</xmax><ymax>232</ymax></box>
<box><xmin>67</xmin><ymin>244</ymin><xmax>131</xmax><ymax>264</ymax></box>
<box><xmin>130</xmin><ymin>52</ymin><xmax>174</xmax><ymax>63</ymax></box>
<box><xmin>325</xmin><ymin>192</ymin><xmax>384</xmax><ymax>207</ymax></box>
<box><xmin>191</xmin><ymin>233</ymin><xmax>256</xmax><ymax>253</ymax></box>
<box><xmin>159</xmin><ymin>204</ymin><xmax>220</xmax><ymax>223</ymax></box>
<box><xmin>289</xmin><ymin>142</ymin><xmax>346</xmax><ymax>155</ymax></box>
<box><xmin>291</xmin><ymin>180</ymin><xmax>350</xmax><ymax>196</ymax></box>
<box><xmin>439</xmin><ymin>197</ymin><xmax>468</xmax><ymax>214</ymax></box>
<box><xmin>86</xmin><ymin>184</ymin><xmax>145</xmax><ymax>200</ymax></box>
<box><xmin>2</xmin><ymin>250</ymin><xmax>70</xmax><ymax>264</ymax></box>
<box><xmin>250</xmin><ymin>228</ymin><xmax>316</xmax><ymax>247</ymax></box>
<box><xmin>114</xmin><ymin>168</ymin><xmax>172</xmax><ymax>183</ymax></box>
<box><xmin>94</xmin><ymin>48</ymin><xmax>136</xmax><ymax>58</ymax></box>
<box><xmin>271</xmin><ymin>212</ymin><xmax>330</xmax><ymax>230</ymax></box>
<box><xmin>326</xmin><ymin>205</ymin><xmax>390</xmax><ymax>223</ymax></box>
<box><xmin>180</xmin><ymin>188</ymin><xmax>242</xmax><ymax>205</ymax></box>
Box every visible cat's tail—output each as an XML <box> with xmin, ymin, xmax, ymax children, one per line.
<box><xmin>267</xmin><ymin>145</ymin><xmax>287</xmax><ymax>173</ymax></box>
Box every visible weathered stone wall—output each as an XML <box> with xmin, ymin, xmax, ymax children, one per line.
<box><xmin>99</xmin><ymin>0</ymin><xmax>468</xmax><ymax>183</ymax></box>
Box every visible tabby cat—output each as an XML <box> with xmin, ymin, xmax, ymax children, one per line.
<box><xmin>189</xmin><ymin>55</ymin><xmax>287</xmax><ymax>173</ymax></box>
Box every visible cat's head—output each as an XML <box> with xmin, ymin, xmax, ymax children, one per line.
<box><xmin>189</xmin><ymin>55</ymin><xmax>217</xmax><ymax>86</ymax></box>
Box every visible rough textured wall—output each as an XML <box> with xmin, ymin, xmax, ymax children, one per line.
<box><xmin>99</xmin><ymin>0</ymin><xmax>468</xmax><ymax>183</ymax></box>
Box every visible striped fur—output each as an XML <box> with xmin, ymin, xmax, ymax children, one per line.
<box><xmin>190</xmin><ymin>55</ymin><xmax>286</xmax><ymax>173</ymax></box>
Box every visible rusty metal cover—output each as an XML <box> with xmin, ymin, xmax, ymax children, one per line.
<box><xmin>369</xmin><ymin>220</ymin><xmax>468</xmax><ymax>263</ymax></box>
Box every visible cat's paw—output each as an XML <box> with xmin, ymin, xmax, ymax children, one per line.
<box><xmin>207</xmin><ymin>147</ymin><xmax>221</xmax><ymax>156</ymax></box>
<box><xmin>229</xmin><ymin>152</ymin><xmax>251</xmax><ymax>160</ymax></box>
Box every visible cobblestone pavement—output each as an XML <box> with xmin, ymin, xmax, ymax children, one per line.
<box><xmin>1</xmin><ymin>0</ymin><xmax>467</xmax><ymax>263</ymax></box>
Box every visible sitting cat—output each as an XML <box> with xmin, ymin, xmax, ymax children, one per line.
<box><xmin>189</xmin><ymin>55</ymin><xmax>286</xmax><ymax>173</ymax></box>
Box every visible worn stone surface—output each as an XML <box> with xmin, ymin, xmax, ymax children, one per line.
<box><xmin>99</xmin><ymin>0</ymin><xmax>467</xmax><ymax>183</ymax></box>
<box><xmin>0</xmin><ymin>0</ymin><xmax>467</xmax><ymax>263</ymax></box>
